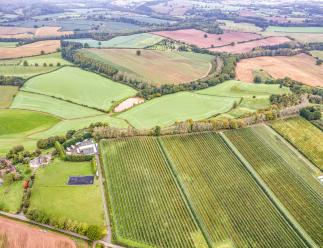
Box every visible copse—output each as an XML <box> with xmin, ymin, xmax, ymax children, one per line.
<box><xmin>300</xmin><ymin>106</ymin><xmax>321</xmax><ymax>121</ymax></box>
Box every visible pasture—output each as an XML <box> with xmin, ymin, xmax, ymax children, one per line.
<box><xmin>153</xmin><ymin>29</ymin><xmax>261</xmax><ymax>48</ymax></box>
<box><xmin>29</xmin><ymin>159</ymin><xmax>104</xmax><ymax>227</ymax></box>
<box><xmin>209</xmin><ymin>36</ymin><xmax>290</xmax><ymax>54</ymax></box>
<box><xmin>118</xmin><ymin>92</ymin><xmax>235</xmax><ymax>129</ymax></box>
<box><xmin>265</xmin><ymin>26</ymin><xmax>323</xmax><ymax>33</ymax></box>
<box><xmin>22</xmin><ymin>66</ymin><xmax>137</xmax><ymax>111</ymax></box>
<box><xmin>0</xmin><ymin>42</ymin><xmax>18</xmax><ymax>47</ymax></box>
<box><xmin>0</xmin><ymin>86</ymin><xmax>18</xmax><ymax>108</ymax></box>
<box><xmin>271</xmin><ymin>117</ymin><xmax>323</xmax><ymax>171</ymax></box>
<box><xmin>160</xmin><ymin>133</ymin><xmax>306</xmax><ymax>247</ymax></box>
<box><xmin>66</xmin><ymin>33</ymin><xmax>164</xmax><ymax>48</ymax></box>
<box><xmin>0</xmin><ymin>40</ymin><xmax>60</xmax><ymax>59</ymax></box>
<box><xmin>80</xmin><ymin>48</ymin><xmax>213</xmax><ymax>85</ymax></box>
<box><xmin>219</xmin><ymin>20</ymin><xmax>262</xmax><ymax>33</ymax></box>
<box><xmin>310</xmin><ymin>50</ymin><xmax>323</xmax><ymax>60</ymax></box>
<box><xmin>225</xmin><ymin>126</ymin><xmax>323</xmax><ymax>246</ymax></box>
<box><xmin>0</xmin><ymin>217</ymin><xmax>87</xmax><ymax>248</ymax></box>
<box><xmin>236</xmin><ymin>53</ymin><xmax>323</xmax><ymax>86</ymax></box>
<box><xmin>11</xmin><ymin>91</ymin><xmax>103</xmax><ymax>119</ymax></box>
<box><xmin>100</xmin><ymin>137</ymin><xmax>208</xmax><ymax>247</ymax></box>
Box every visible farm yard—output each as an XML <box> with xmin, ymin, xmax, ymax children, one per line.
<box><xmin>152</xmin><ymin>29</ymin><xmax>262</xmax><ymax>48</ymax></box>
<box><xmin>100</xmin><ymin>137</ymin><xmax>208</xmax><ymax>247</ymax></box>
<box><xmin>225</xmin><ymin>126</ymin><xmax>323</xmax><ymax>246</ymax></box>
<box><xmin>235</xmin><ymin>53</ymin><xmax>323</xmax><ymax>86</ymax></box>
<box><xmin>0</xmin><ymin>216</ymin><xmax>88</xmax><ymax>248</ymax></box>
<box><xmin>0</xmin><ymin>40</ymin><xmax>60</xmax><ymax>59</ymax></box>
<box><xmin>271</xmin><ymin>117</ymin><xmax>323</xmax><ymax>171</ymax></box>
<box><xmin>79</xmin><ymin>48</ymin><xmax>213</xmax><ymax>85</ymax></box>
<box><xmin>118</xmin><ymin>92</ymin><xmax>235</xmax><ymax>129</ymax></box>
<box><xmin>29</xmin><ymin>159</ymin><xmax>105</xmax><ymax>228</ymax></box>
<box><xmin>160</xmin><ymin>133</ymin><xmax>306</xmax><ymax>247</ymax></box>
<box><xmin>21</xmin><ymin>66</ymin><xmax>137</xmax><ymax>111</ymax></box>
<box><xmin>66</xmin><ymin>33</ymin><xmax>164</xmax><ymax>48</ymax></box>
<box><xmin>209</xmin><ymin>36</ymin><xmax>291</xmax><ymax>54</ymax></box>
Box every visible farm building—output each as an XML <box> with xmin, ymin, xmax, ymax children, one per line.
<box><xmin>29</xmin><ymin>155</ymin><xmax>52</xmax><ymax>169</ymax></box>
<box><xmin>66</xmin><ymin>139</ymin><xmax>98</xmax><ymax>156</ymax></box>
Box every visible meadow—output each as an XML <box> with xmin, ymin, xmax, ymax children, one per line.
<box><xmin>22</xmin><ymin>66</ymin><xmax>137</xmax><ymax>111</ymax></box>
<box><xmin>160</xmin><ymin>133</ymin><xmax>306</xmax><ymax>247</ymax></box>
<box><xmin>153</xmin><ymin>29</ymin><xmax>261</xmax><ymax>48</ymax></box>
<box><xmin>11</xmin><ymin>91</ymin><xmax>103</xmax><ymax>119</ymax></box>
<box><xmin>0</xmin><ymin>86</ymin><xmax>18</xmax><ymax>108</ymax></box>
<box><xmin>219</xmin><ymin>20</ymin><xmax>262</xmax><ymax>33</ymax></box>
<box><xmin>118</xmin><ymin>92</ymin><xmax>235</xmax><ymax>129</ymax></box>
<box><xmin>0</xmin><ymin>41</ymin><xmax>18</xmax><ymax>47</ymax></box>
<box><xmin>310</xmin><ymin>50</ymin><xmax>323</xmax><ymax>60</ymax></box>
<box><xmin>100</xmin><ymin>137</ymin><xmax>208</xmax><ymax>247</ymax></box>
<box><xmin>80</xmin><ymin>49</ymin><xmax>213</xmax><ymax>85</ymax></box>
<box><xmin>265</xmin><ymin>26</ymin><xmax>323</xmax><ymax>33</ymax></box>
<box><xmin>236</xmin><ymin>53</ymin><xmax>323</xmax><ymax>87</ymax></box>
<box><xmin>225</xmin><ymin>126</ymin><xmax>323</xmax><ymax>246</ymax></box>
<box><xmin>0</xmin><ymin>40</ymin><xmax>60</xmax><ymax>59</ymax></box>
<box><xmin>271</xmin><ymin>117</ymin><xmax>323</xmax><ymax>171</ymax></box>
<box><xmin>66</xmin><ymin>33</ymin><xmax>164</xmax><ymax>49</ymax></box>
<box><xmin>29</xmin><ymin>159</ymin><xmax>105</xmax><ymax>227</ymax></box>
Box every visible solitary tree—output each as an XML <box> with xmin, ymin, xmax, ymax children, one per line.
<box><xmin>23</xmin><ymin>61</ymin><xmax>28</xmax><ymax>66</ymax></box>
<box><xmin>136</xmin><ymin>50</ymin><xmax>141</xmax><ymax>56</ymax></box>
<box><xmin>204</xmin><ymin>34</ymin><xmax>208</xmax><ymax>38</ymax></box>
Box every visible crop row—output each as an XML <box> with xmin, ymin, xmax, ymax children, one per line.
<box><xmin>160</xmin><ymin>133</ymin><xmax>306</xmax><ymax>248</ymax></box>
<box><xmin>225</xmin><ymin>127</ymin><xmax>323</xmax><ymax>246</ymax></box>
<box><xmin>100</xmin><ymin>137</ymin><xmax>207</xmax><ymax>248</ymax></box>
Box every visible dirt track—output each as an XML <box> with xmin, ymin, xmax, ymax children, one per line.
<box><xmin>236</xmin><ymin>53</ymin><xmax>323</xmax><ymax>86</ymax></box>
<box><xmin>0</xmin><ymin>216</ymin><xmax>78</xmax><ymax>248</ymax></box>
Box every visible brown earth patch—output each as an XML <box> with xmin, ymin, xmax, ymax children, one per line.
<box><xmin>0</xmin><ymin>216</ymin><xmax>80</xmax><ymax>248</ymax></box>
<box><xmin>209</xmin><ymin>36</ymin><xmax>291</xmax><ymax>54</ymax></box>
<box><xmin>114</xmin><ymin>97</ymin><xmax>144</xmax><ymax>112</ymax></box>
<box><xmin>0</xmin><ymin>40</ymin><xmax>60</xmax><ymax>59</ymax></box>
<box><xmin>152</xmin><ymin>29</ymin><xmax>262</xmax><ymax>48</ymax></box>
<box><xmin>236</xmin><ymin>53</ymin><xmax>323</xmax><ymax>86</ymax></box>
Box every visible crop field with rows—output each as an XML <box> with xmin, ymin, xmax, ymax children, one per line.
<box><xmin>225</xmin><ymin>127</ymin><xmax>323</xmax><ymax>246</ymax></box>
<box><xmin>271</xmin><ymin>117</ymin><xmax>323</xmax><ymax>171</ymax></box>
<box><xmin>100</xmin><ymin>137</ymin><xmax>208</xmax><ymax>248</ymax></box>
<box><xmin>160</xmin><ymin>133</ymin><xmax>306</xmax><ymax>248</ymax></box>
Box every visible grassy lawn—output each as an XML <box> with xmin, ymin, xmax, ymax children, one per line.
<box><xmin>0</xmin><ymin>165</ymin><xmax>32</xmax><ymax>213</ymax></box>
<box><xmin>79</xmin><ymin>49</ymin><xmax>213</xmax><ymax>85</ymax></box>
<box><xmin>30</xmin><ymin>159</ymin><xmax>104</xmax><ymax>227</ymax></box>
<box><xmin>265</xmin><ymin>26</ymin><xmax>323</xmax><ymax>33</ymax></box>
<box><xmin>119</xmin><ymin>92</ymin><xmax>235</xmax><ymax>129</ymax></box>
<box><xmin>22</xmin><ymin>66</ymin><xmax>137</xmax><ymax>111</ymax></box>
<box><xmin>11</xmin><ymin>91</ymin><xmax>103</xmax><ymax>119</ymax></box>
<box><xmin>271</xmin><ymin>117</ymin><xmax>323</xmax><ymax>171</ymax></box>
<box><xmin>0</xmin><ymin>86</ymin><xmax>18</xmax><ymax>108</ymax></box>
<box><xmin>66</xmin><ymin>33</ymin><xmax>164</xmax><ymax>48</ymax></box>
<box><xmin>310</xmin><ymin>50</ymin><xmax>323</xmax><ymax>60</ymax></box>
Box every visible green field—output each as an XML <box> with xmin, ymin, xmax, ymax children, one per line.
<box><xmin>118</xmin><ymin>92</ymin><xmax>235</xmax><ymax>129</ymax></box>
<box><xmin>22</xmin><ymin>66</ymin><xmax>137</xmax><ymax>111</ymax></box>
<box><xmin>101</xmin><ymin>137</ymin><xmax>208</xmax><ymax>247</ymax></box>
<box><xmin>0</xmin><ymin>42</ymin><xmax>18</xmax><ymax>47</ymax></box>
<box><xmin>79</xmin><ymin>49</ymin><xmax>213</xmax><ymax>85</ymax></box>
<box><xmin>160</xmin><ymin>133</ymin><xmax>306</xmax><ymax>247</ymax></box>
<box><xmin>310</xmin><ymin>50</ymin><xmax>323</xmax><ymax>60</ymax></box>
<box><xmin>31</xmin><ymin>114</ymin><xmax>129</xmax><ymax>139</ymax></box>
<box><xmin>66</xmin><ymin>33</ymin><xmax>164</xmax><ymax>48</ymax></box>
<box><xmin>197</xmin><ymin>80</ymin><xmax>290</xmax><ymax>119</ymax></box>
<box><xmin>0</xmin><ymin>53</ymin><xmax>71</xmax><ymax>78</ymax></box>
<box><xmin>271</xmin><ymin>117</ymin><xmax>323</xmax><ymax>171</ymax></box>
<box><xmin>265</xmin><ymin>26</ymin><xmax>323</xmax><ymax>33</ymax></box>
<box><xmin>0</xmin><ymin>165</ymin><xmax>32</xmax><ymax>213</ymax></box>
<box><xmin>11</xmin><ymin>91</ymin><xmax>103</xmax><ymax>119</ymax></box>
<box><xmin>219</xmin><ymin>20</ymin><xmax>262</xmax><ymax>32</ymax></box>
<box><xmin>0</xmin><ymin>86</ymin><xmax>18</xmax><ymax>108</ymax></box>
<box><xmin>29</xmin><ymin>159</ymin><xmax>104</xmax><ymax>227</ymax></box>
<box><xmin>225</xmin><ymin>126</ymin><xmax>323</xmax><ymax>246</ymax></box>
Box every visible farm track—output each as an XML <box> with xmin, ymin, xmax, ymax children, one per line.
<box><xmin>224</xmin><ymin>128</ymin><xmax>323</xmax><ymax>246</ymax></box>
<box><xmin>160</xmin><ymin>133</ymin><xmax>307</xmax><ymax>247</ymax></box>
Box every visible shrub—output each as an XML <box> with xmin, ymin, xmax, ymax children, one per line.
<box><xmin>55</xmin><ymin>141</ymin><xmax>66</xmax><ymax>160</ymax></box>
<box><xmin>86</xmin><ymin>225</ymin><xmax>104</xmax><ymax>241</ymax></box>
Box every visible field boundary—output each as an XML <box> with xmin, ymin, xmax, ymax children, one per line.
<box><xmin>156</xmin><ymin>137</ymin><xmax>213</xmax><ymax>248</ymax></box>
<box><xmin>219</xmin><ymin>132</ymin><xmax>317</xmax><ymax>248</ymax></box>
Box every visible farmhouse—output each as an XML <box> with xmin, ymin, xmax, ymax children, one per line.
<box><xmin>29</xmin><ymin>155</ymin><xmax>52</xmax><ymax>169</ymax></box>
<box><xmin>66</xmin><ymin>139</ymin><xmax>98</xmax><ymax>156</ymax></box>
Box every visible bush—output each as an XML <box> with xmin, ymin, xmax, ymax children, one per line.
<box><xmin>86</xmin><ymin>225</ymin><xmax>104</xmax><ymax>241</ymax></box>
<box><xmin>55</xmin><ymin>141</ymin><xmax>66</xmax><ymax>160</ymax></box>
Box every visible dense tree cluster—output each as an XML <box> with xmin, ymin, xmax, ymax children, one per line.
<box><xmin>300</xmin><ymin>106</ymin><xmax>321</xmax><ymax>121</ymax></box>
<box><xmin>270</xmin><ymin>94</ymin><xmax>301</xmax><ymax>107</ymax></box>
<box><xmin>6</xmin><ymin>145</ymin><xmax>41</xmax><ymax>165</ymax></box>
<box><xmin>37</xmin><ymin>136</ymin><xmax>66</xmax><ymax>149</ymax></box>
<box><xmin>0</xmin><ymin>76</ymin><xmax>25</xmax><ymax>87</ymax></box>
